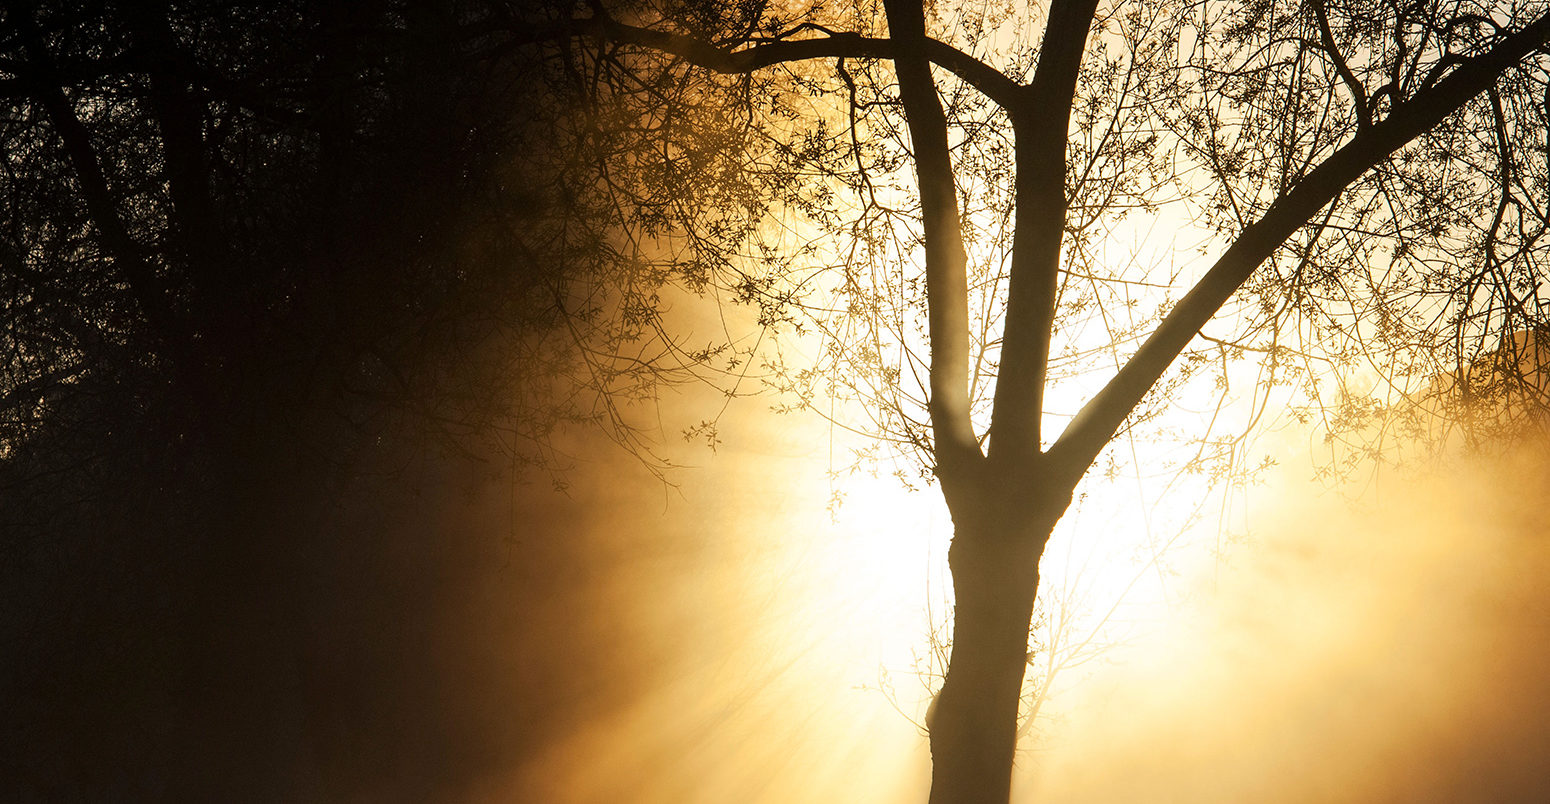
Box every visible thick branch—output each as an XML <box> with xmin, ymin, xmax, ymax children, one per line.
<box><xmin>1311</xmin><ymin>0</ymin><xmax>1371</xmax><ymax>129</ymax></box>
<box><xmin>125</xmin><ymin>5</ymin><xmax>222</xmax><ymax>278</ymax></box>
<box><xmin>986</xmin><ymin>0</ymin><xmax>1101</xmax><ymax>467</ymax></box>
<box><xmin>1047</xmin><ymin>11</ymin><xmax>1550</xmax><ymax>483</ymax></box>
<box><xmin>10</xmin><ymin>5</ymin><xmax>191</xmax><ymax>359</ymax></box>
<box><xmin>882</xmin><ymin>0</ymin><xmax>981</xmax><ymax>476</ymax></box>
<box><xmin>514</xmin><ymin>11</ymin><xmax>1023</xmax><ymax>108</ymax></box>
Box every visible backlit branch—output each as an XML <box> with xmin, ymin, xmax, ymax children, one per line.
<box><xmin>1309</xmin><ymin>0</ymin><xmax>1371</xmax><ymax>129</ymax></box>
<box><xmin>883</xmin><ymin>0</ymin><xmax>982</xmax><ymax>476</ymax></box>
<box><xmin>1048</xmin><ymin>10</ymin><xmax>1550</xmax><ymax>485</ymax></box>
<box><xmin>986</xmin><ymin>0</ymin><xmax>1101</xmax><ymax>467</ymax></box>
<box><xmin>513</xmin><ymin>10</ymin><xmax>1024</xmax><ymax>108</ymax></box>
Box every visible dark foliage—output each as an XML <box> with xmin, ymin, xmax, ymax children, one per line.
<box><xmin>0</xmin><ymin>2</ymin><xmax>624</xmax><ymax>798</ymax></box>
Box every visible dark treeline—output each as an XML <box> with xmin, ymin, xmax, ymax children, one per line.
<box><xmin>1</xmin><ymin>0</ymin><xmax>567</xmax><ymax>518</ymax></box>
<box><xmin>0</xmin><ymin>2</ymin><xmax>674</xmax><ymax>799</ymax></box>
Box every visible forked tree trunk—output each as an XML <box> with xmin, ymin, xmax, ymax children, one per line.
<box><xmin>927</xmin><ymin>498</ymin><xmax>1059</xmax><ymax>804</ymax></box>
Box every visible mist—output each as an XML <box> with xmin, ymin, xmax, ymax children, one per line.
<box><xmin>1022</xmin><ymin>441</ymin><xmax>1550</xmax><ymax>803</ymax></box>
<box><xmin>12</xmin><ymin>359</ymin><xmax>1547</xmax><ymax>803</ymax></box>
<box><xmin>411</xmin><ymin>414</ymin><xmax>1550</xmax><ymax>803</ymax></box>
<box><xmin>334</xmin><ymin>419</ymin><xmax>1550</xmax><ymax>803</ymax></box>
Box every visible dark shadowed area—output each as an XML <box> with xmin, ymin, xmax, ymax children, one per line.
<box><xmin>2</xmin><ymin>432</ymin><xmax>637</xmax><ymax>800</ymax></box>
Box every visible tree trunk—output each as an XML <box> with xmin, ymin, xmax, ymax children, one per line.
<box><xmin>927</xmin><ymin>498</ymin><xmax>1057</xmax><ymax>804</ymax></box>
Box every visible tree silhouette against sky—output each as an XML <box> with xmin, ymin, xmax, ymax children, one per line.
<box><xmin>522</xmin><ymin>1</ymin><xmax>1550</xmax><ymax>800</ymax></box>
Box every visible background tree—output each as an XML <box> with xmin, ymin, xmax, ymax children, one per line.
<box><xmin>520</xmin><ymin>0</ymin><xmax>1550</xmax><ymax>801</ymax></box>
<box><xmin>0</xmin><ymin>1</ymin><xmax>750</xmax><ymax>797</ymax></box>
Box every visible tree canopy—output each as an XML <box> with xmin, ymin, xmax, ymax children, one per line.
<box><xmin>517</xmin><ymin>1</ymin><xmax>1550</xmax><ymax>800</ymax></box>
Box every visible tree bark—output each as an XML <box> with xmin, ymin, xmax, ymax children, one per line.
<box><xmin>928</xmin><ymin>487</ymin><xmax>1061</xmax><ymax>804</ymax></box>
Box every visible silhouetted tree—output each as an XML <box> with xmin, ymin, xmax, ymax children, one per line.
<box><xmin>511</xmin><ymin>1</ymin><xmax>1550</xmax><ymax>801</ymax></box>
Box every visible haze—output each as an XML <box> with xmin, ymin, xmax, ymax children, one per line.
<box><xmin>266</xmin><ymin>385</ymin><xmax>1550</xmax><ymax>803</ymax></box>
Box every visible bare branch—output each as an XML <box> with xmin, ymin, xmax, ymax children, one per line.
<box><xmin>1309</xmin><ymin>0</ymin><xmax>1371</xmax><ymax>128</ymax></box>
<box><xmin>883</xmin><ymin>0</ymin><xmax>982</xmax><ymax>477</ymax></box>
<box><xmin>1049</xmin><ymin>10</ymin><xmax>1550</xmax><ymax>485</ymax></box>
<box><xmin>8</xmin><ymin>3</ymin><xmax>192</xmax><ymax>362</ymax></box>
<box><xmin>513</xmin><ymin>10</ymin><xmax>1025</xmax><ymax>108</ymax></box>
<box><xmin>987</xmin><ymin>0</ymin><xmax>1101</xmax><ymax>467</ymax></box>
